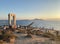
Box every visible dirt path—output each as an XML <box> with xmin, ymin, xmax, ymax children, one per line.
<box><xmin>14</xmin><ymin>33</ymin><xmax>50</xmax><ymax>44</ymax></box>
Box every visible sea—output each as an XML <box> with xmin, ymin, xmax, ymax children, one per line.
<box><xmin>0</xmin><ymin>20</ymin><xmax>60</xmax><ymax>30</ymax></box>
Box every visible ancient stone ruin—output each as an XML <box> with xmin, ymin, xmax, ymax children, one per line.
<box><xmin>8</xmin><ymin>13</ymin><xmax>16</xmax><ymax>28</ymax></box>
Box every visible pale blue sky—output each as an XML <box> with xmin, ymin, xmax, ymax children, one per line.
<box><xmin>0</xmin><ymin>0</ymin><xmax>60</xmax><ymax>20</ymax></box>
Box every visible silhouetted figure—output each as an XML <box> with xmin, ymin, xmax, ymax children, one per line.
<box><xmin>9</xmin><ymin>25</ymin><xmax>12</xmax><ymax>29</ymax></box>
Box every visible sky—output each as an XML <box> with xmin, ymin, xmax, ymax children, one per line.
<box><xmin>0</xmin><ymin>0</ymin><xmax>60</xmax><ymax>20</ymax></box>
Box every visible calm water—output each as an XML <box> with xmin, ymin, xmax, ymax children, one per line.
<box><xmin>0</xmin><ymin>20</ymin><xmax>60</xmax><ymax>30</ymax></box>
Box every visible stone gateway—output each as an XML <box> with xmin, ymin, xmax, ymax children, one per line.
<box><xmin>8</xmin><ymin>13</ymin><xmax>16</xmax><ymax>28</ymax></box>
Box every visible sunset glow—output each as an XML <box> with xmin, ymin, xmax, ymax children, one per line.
<box><xmin>0</xmin><ymin>0</ymin><xmax>60</xmax><ymax>20</ymax></box>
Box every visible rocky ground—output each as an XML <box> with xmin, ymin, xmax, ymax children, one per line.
<box><xmin>12</xmin><ymin>33</ymin><xmax>59</xmax><ymax>44</ymax></box>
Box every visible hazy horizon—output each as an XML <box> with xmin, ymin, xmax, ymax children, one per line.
<box><xmin>0</xmin><ymin>18</ymin><xmax>60</xmax><ymax>21</ymax></box>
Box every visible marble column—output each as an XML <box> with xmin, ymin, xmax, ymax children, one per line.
<box><xmin>8</xmin><ymin>13</ymin><xmax>11</xmax><ymax>26</ymax></box>
<box><xmin>13</xmin><ymin>14</ymin><xmax>16</xmax><ymax>26</ymax></box>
